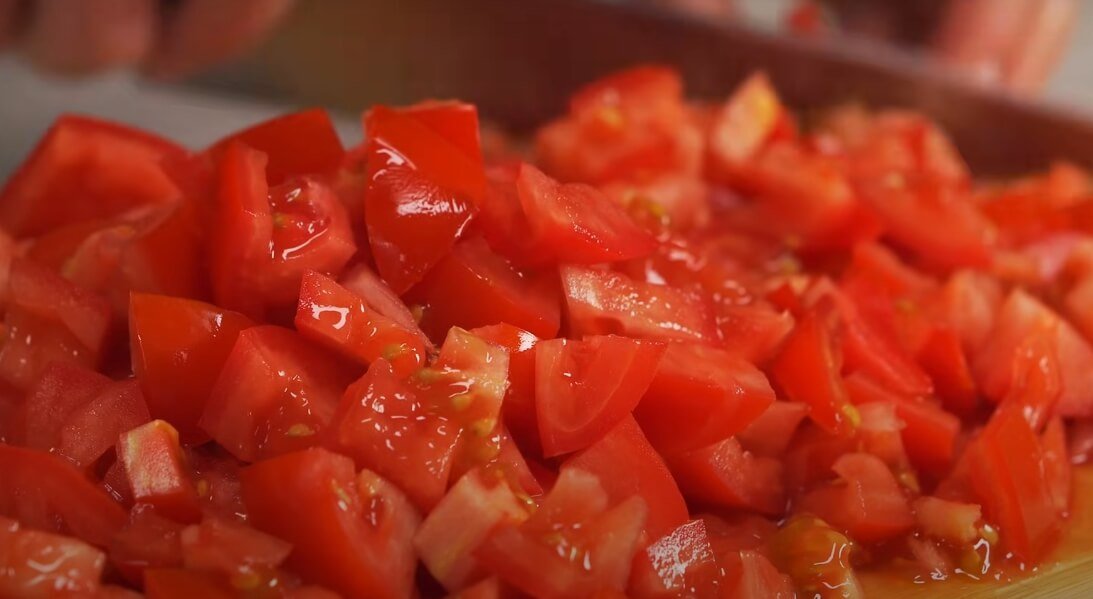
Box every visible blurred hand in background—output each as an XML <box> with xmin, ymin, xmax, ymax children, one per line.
<box><xmin>0</xmin><ymin>0</ymin><xmax>295</xmax><ymax>77</ymax></box>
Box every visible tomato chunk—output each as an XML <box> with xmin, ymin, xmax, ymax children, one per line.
<box><xmin>207</xmin><ymin>109</ymin><xmax>345</xmax><ymax>184</ymax></box>
<box><xmin>535</xmin><ymin>335</ymin><xmax>664</xmax><ymax>456</ymax></box>
<box><xmin>118</xmin><ymin>420</ymin><xmax>201</xmax><ymax>524</ymax></box>
<box><xmin>0</xmin><ymin>517</ymin><xmax>106</xmax><ymax>596</ymax></box>
<box><xmin>130</xmin><ymin>293</ymin><xmax>254</xmax><ymax>444</ymax></box>
<box><xmin>629</xmin><ymin>519</ymin><xmax>721</xmax><ymax>599</ymax></box>
<box><xmin>668</xmin><ymin>437</ymin><xmax>785</xmax><ymax>516</ymax></box>
<box><xmin>200</xmin><ymin>325</ymin><xmax>355</xmax><ymax>462</ymax></box>
<box><xmin>241</xmin><ymin>448</ymin><xmax>420</xmax><ymax>599</ymax></box>
<box><xmin>769</xmin><ymin>310</ymin><xmax>857</xmax><ymax>435</ymax></box>
<box><xmin>57</xmin><ymin>379</ymin><xmax>150</xmax><ymax>468</ymax></box>
<box><xmin>800</xmin><ymin>453</ymin><xmax>914</xmax><ymax>544</ymax></box>
<box><xmin>296</xmin><ymin>270</ymin><xmax>426</xmax><ymax>377</ymax></box>
<box><xmin>635</xmin><ymin>342</ymin><xmax>774</xmax><ymax>454</ymax></box>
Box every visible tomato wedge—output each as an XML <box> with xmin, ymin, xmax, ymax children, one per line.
<box><xmin>769</xmin><ymin>310</ymin><xmax>857</xmax><ymax>435</ymax></box>
<box><xmin>629</xmin><ymin>519</ymin><xmax>721</xmax><ymax>599</ymax></box>
<box><xmin>207</xmin><ymin>109</ymin><xmax>345</xmax><ymax>184</ymax></box>
<box><xmin>0</xmin><ymin>516</ymin><xmax>106</xmax><ymax>596</ymax></box>
<box><xmin>118</xmin><ymin>420</ymin><xmax>201</xmax><ymax>524</ymax></box>
<box><xmin>668</xmin><ymin>437</ymin><xmax>786</xmax><ymax>516</ymax></box>
<box><xmin>535</xmin><ymin>335</ymin><xmax>665</xmax><ymax>456</ymax></box>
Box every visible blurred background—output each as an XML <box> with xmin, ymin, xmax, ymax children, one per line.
<box><xmin>0</xmin><ymin>0</ymin><xmax>1090</xmax><ymax>176</ymax></box>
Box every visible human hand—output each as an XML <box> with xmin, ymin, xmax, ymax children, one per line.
<box><xmin>0</xmin><ymin>0</ymin><xmax>295</xmax><ymax>78</ymax></box>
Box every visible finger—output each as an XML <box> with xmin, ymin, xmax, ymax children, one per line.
<box><xmin>147</xmin><ymin>0</ymin><xmax>296</xmax><ymax>79</ymax></box>
<box><xmin>1002</xmin><ymin>0</ymin><xmax>1078</xmax><ymax>91</ymax></box>
<box><xmin>930</xmin><ymin>0</ymin><xmax>1051</xmax><ymax>86</ymax></box>
<box><xmin>21</xmin><ymin>0</ymin><xmax>155</xmax><ymax>74</ymax></box>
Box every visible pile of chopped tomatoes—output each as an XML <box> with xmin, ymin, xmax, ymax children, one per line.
<box><xmin>0</xmin><ymin>65</ymin><xmax>1091</xmax><ymax>598</ymax></box>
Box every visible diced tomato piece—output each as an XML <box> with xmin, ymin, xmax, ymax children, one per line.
<box><xmin>0</xmin><ymin>115</ymin><xmax>185</xmax><ymax>236</ymax></box>
<box><xmin>635</xmin><ymin>342</ymin><xmax>774</xmax><ymax>454</ymax></box>
<box><xmin>800</xmin><ymin>452</ymin><xmax>914</xmax><ymax>543</ymax></box>
<box><xmin>130</xmin><ymin>293</ymin><xmax>254</xmax><ymax>444</ymax></box>
<box><xmin>975</xmin><ymin>289</ymin><xmax>1093</xmax><ymax>417</ymax></box>
<box><xmin>241</xmin><ymin>449</ymin><xmax>420</xmax><ymax>599</ymax></box>
<box><xmin>913</xmin><ymin>496</ymin><xmax>983</xmax><ymax>546</ymax></box>
<box><xmin>970</xmin><ymin>409</ymin><xmax>1062</xmax><ymax>561</ymax></box>
<box><xmin>491</xmin><ymin>427</ymin><xmax>544</xmax><ymax>498</ymax></box>
<box><xmin>0</xmin><ymin>445</ymin><xmax>126</xmax><ymax>547</ymax></box>
<box><xmin>535</xmin><ymin>336</ymin><xmax>664</xmax><ymax>456</ymax></box>
<box><xmin>0</xmin><ymin>260</ymin><xmax>112</xmax><ymax>389</ymax></box>
<box><xmin>446</xmin><ymin>577</ymin><xmax>508</xmax><ymax>599</ymax></box>
<box><xmin>471</xmin><ymin>324</ymin><xmax>541</xmax><ymax>454</ymax></box>
<box><xmin>144</xmin><ymin>569</ymin><xmax>234</xmax><ymax>599</ymax></box>
<box><xmin>721</xmin><ymin>550</ymin><xmax>796</xmax><ymax>599</ymax></box>
<box><xmin>668</xmin><ymin>437</ymin><xmax>785</xmax><ymax>516</ymax></box>
<box><xmin>406</xmin><ymin>238</ymin><xmax>561</xmax><ymax>341</ymax></box>
<box><xmin>200</xmin><ymin>326</ymin><xmax>355</xmax><ymax>462</ymax></box>
<box><xmin>118</xmin><ymin>420</ymin><xmax>200</xmax><ymax>523</ymax></box>
<box><xmin>474</xmin><ymin>163</ymin><xmax>549</xmax><ymax>265</ymax></box>
<box><xmin>207</xmin><ymin>109</ymin><xmax>345</xmax><ymax>184</ymax></box>
<box><xmin>187</xmin><ymin>450</ymin><xmax>245</xmax><ymax>520</ymax></box>
<box><xmin>212</xmin><ymin>142</ymin><xmax>356</xmax><ymax>320</ymax></box>
<box><xmin>180</xmin><ymin>517</ymin><xmax>292</xmax><ymax>583</ymax></box>
<box><xmin>362</xmin><ymin>105</ymin><xmax>483</xmax><ymax>293</ymax></box>
<box><xmin>414</xmin><ymin>469</ymin><xmax>530</xmax><ymax>591</ymax></box>
<box><xmin>600</xmin><ymin>173</ymin><xmax>711</xmax><ymax>232</ymax></box>
<box><xmin>629</xmin><ymin>519</ymin><xmax>721</xmax><ymax>599</ymax></box>
<box><xmin>917</xmin><ymin>326</ymin><xmax>979</xmax><ymax>416</ymax></box>
<box><xmin>108</xmin><ymin>506</ymin><xmax>184</xmax><ymax>585</ymax></box>
<box><xmin>714</xmin><ymin>301</ymin><xmax>795</xmax><ymax>364</ymax></box>
<box><xmin>296</xmin><ymin>270</ymin><xmax>426</xmax><ymax>377</ymax></box>
<box><xmin>560</xmin><ymin>266</ymin><xmax>717</xmax><ymax>343</ymax></box>
<box><xmin>736</xmin><ymin>401</ymin><xmax>811</xmax><ymax>458</ymax></box>
<box><xmin>476</xmin><ymin>468</ymin><xmax>647</xmax><ymax>599</ymax></box>
<box><xmin>769</xmin><ymin>310</ymin><xmax>856</xmax><ymax>435</ymax></box>
<box><xmin>1042</xmin><ymin>416</ymin><xmax>1071</xmax><ymax>517</ymax></box>
<box><xmin>939</xmin><ymin>269</ymin><xmax>1002</xmax><ymax>355</ymax></box>
<box><xmin>57</xmin><ymin>379</ymin><xmax>150</xmax><ymax>468</ymax></box>
<box><xmin>0</xmin><ymin>518</ymin><xmax>106</xmax><ymax>596</ymax></box>
<box><xmin>707</xmin><ymin>73</ymin><xmax>785</xmax><ymax>173</ymax></box>
<box><xmin>514</xmin><ymin>163</ymin><xmax>656</xmax><ymax>263</ymax></box>
<box><xmin>564</xmin><ymin>417</ymin><xmax>688</xmax><ymax>538</ymax></box>
<box><xmin>328</xmin><ymin>359</ymin><xmax>460</xmax><ymax>510</ymax></box>
<box><xmin>339</xmin><ymin>263</ymin><xmax>432</xmax><ymax>349</ymax></box>
<box><xmin>766</xmin><ymin>514</ymin><xmax>864</xmax><ymax>597</ymax></box>
<box><xmin>397</xmin><ymin>101</ymin><xmax>483</xmax><ymax>166</ymax></box>
<box><xmin>18</xmin><ymin>362</ymin><xmax>110</xmax><ymax>451</ymax></box>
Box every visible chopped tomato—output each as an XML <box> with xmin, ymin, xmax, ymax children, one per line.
<box><xmin>0</xmin><ymin>516</ymin><xmax>106</xmax><ymax>596</ymax></box>
<box><xmin>118</xmin><ymin>420</ymin><xmax>201</xmax><ymax>523</ymax></box>
<box><xmin>767</xmin><ymin>515</ymin><xmax>863</xmax><ymax>598</ymax></box>
<box><xmin>130</xmin><ymin>293</ymin><xmax>254</xmax><ymax>444</ymax></box>
<box><xmin>18</xmin><ymin>362</ymin><xmax>110</xmax><ymax>451</ymax></box>
<box><xmin>405</xmin><ymin>238</ymin><xmax>561</xmax><ymax>341</ymax></box>
<box><xmin>629</xmin><ymin>519</ymin><xmax>721</xmax><ymax>598</ymax></box>
<box><xmin>769</xmin><ymin>310</ymin><xmax>857</xmax><ymax>435</ymax></box>
<box><xmin>535</xmin><ymin>336</ymin><xmax>665</xmax><ymax>456</ymax></box>
<box><xmin>667</xmin><ymin>437</ymin><xmax>785</xmax><ymax>516</ymax></box>
<box><xmin>338</xmin><ymin>263</ymin><xmax>432</xmax><ymax>348</ymax></box>
<box><xmin>200</xmin><ymin>325</ymin><xmax>355</xmax><ymax>462</ymax></box>
<box><xmin>707</xmin><ymin>73</ymin><xmax>786</xmax><ymax>175</ymax></box>
<box><xmin>916</xmin><ymin>326</ymin><xmax>979</xmax><ymax>416</ymax></box>
<box><xmin>241</xmin><ymin>449</ymin><xmax>420</xmax><ymax>599</ymax></box>
<box><xmin>0</xmin><ymin>115</ymin><xmax>185</xmax><ymax>236</ymax></box>
<box><xmin>721</xmin><ymin>550</ymin><xmax>796</xmax><ymax>599</ymax></box>
<box><xmin>57</xmin><ymin>379</ymin><xmax>150</xmax><ymax>468</ymax></box>
<box><xmin>471</xmin><ymin>324</ymin><xmax>541</xmax><ymax>454</ymax></box>
<box><xmin>476</xmin><ymin>468</ymin><xmax>647</xmax><ymax>599</ymax></box>
<box><xmin>736</xmin><ymin>401</ymin><xmax>811</xmax><ymax>458</ymax></box>
<box><xmin>143</xmin><ymin>569</ymin><xmax>234</xmax><ymax>599</ymax></box>
<box><xmin>108</xmin><ymin>506</ymin><xmax>184</xmax><ymax>584</ymax></box>
<box><xmin>799</xmin><ymin>452</ymin><xmax>914</xmax><ymax>543</ymax></box>
<box><xmin>564</xmin><ymin>416</ymin><xmax>688</xmax><ymax>538</ymax></box>
<box><xmin>207</xmin><ymin>109</ymin><xmax>345</xmax><ymax>185</ymax></box>
<box><xmin>635</xmin><ymin>342</ymin><xmax>774</xmax><ymax>454</ymax></box>
<box><xmin>295</xmin><ymin>270</ymin><xmax>426</xmax><ymax>377</ymax></box>
<box><xmin>560</xmin><ymin>266</ymin><xmax>718</xmax><ymax>343</ymax></box>
<box><xmin>179</xmin><ymin>517</ymin><xmax>292</xmax><ymax>583</ymax></box>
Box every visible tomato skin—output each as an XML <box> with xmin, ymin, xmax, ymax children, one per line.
<box><xmin>564</xmin><ymin>417</ymin><xmax>688</xmax><ymax>539</ymax></box>
<box><xmin>0</xmin><ymin>517</ymin><xmax>107</xmax><ymax>597</ymax></box>
<box><xmin>668</xmin><ymin>437</ymin><xmax>785</xmax><ymax>516</ymax></box>
<box><xmin>799</xmin><ymin>452</ymin><xmax>914</xmax><ymax>544</ymax></box>
<box><xmin>57</xmin><ymin>379</ymin><xmax>150</xmax><ymax>469</ymax></box>
<box><xmin>118</xmin><ymin>420</ymin><xmax>201</xmax><ymax>524</ymax></box>
<box><xmin>0</xmin><ymin>259</ymin><xmax>113</xmax><ymax>389</ymax></box>
<box><xmin>130</xmin><ymin>293</ymin><xmax>254</xmax><ymax>444</ymax></box>
<box><xmin>18</xmin><ymin>362</ymin><xmax>110</xmax><ymax>451</ymax></box>
<box><xmin>476</xmin><ymin>468</ymin><xmax>648</xmax><ymax>599</ymax></box>
<box><xmin>769</xmin><ymin>310</ymin><xmax>856</xmax><ymax>435</ymax></box>
<box><xmin>916</xmin><ymin>327</ymin><xmax>979</xmax><ymax>417</ymax></box>
<box><xmin>515</xmin><ymin>163</ymin><xmax>657</xmax><ymax>263</ymax></box>
<box><xmin>295</xmin><ymin>270</ymin><xmax>427</xmax><ymax>377</ymax></box>
<box><xmin>406</xmin><ymin>238</ymin><xmax>561</xmax><ymax>341</ymax></box>
<box><xmin>0</xmin><ymin>115</ymin><xmax>185</xmax><ymax>237</ymax></box>
<box><xmin>560</xmin><ymin>266</ymin><xmax>718</xmax><ymax>344</ymax></box>
<box><xmin>471</xmin><ymin>324</ymin><xmax>541</xmax><ymax>455</ymax></box>
<box><xmin>0</xmin><ymin>444</ymin><xmax>127</xmax><ymax>547</ymax></box>
<box><xmin>200</xmin><ymin>325</ymin><xmax>356</xmax><ymax>462</ymax></box>
<box><xmin>535</xmin><ymin>336</ymin><xmax>665</xmax><ymax>457</ymax></box>
<box><xmin>339</xmin><ymin>263</ymin><xmax>432</xmax><ymax>349</ymax></box>
<box><xmin>635</xmin><ymin>342</ymin><xmax>775</xmax><ymax>454</ymax></box>
<box><xmin>328</xmin><ymin>359</ymin><xmax>460</xmax><ymax>510</ymax></box>
<box><xmin>629</xmin><ymin>519</ymin><xmax>721</xmax><ymax>599</ymax></box>
<box><xmin>241</xmin><ymin>448</ymin><xmax>421</xmax><ymax>599</ymax></box>
<box><xmin>397</xmin><ymin>101</ymin><xmax>483</xmax><ymax>166</ymax></box>
<box><xmin>413</xmin><ymin>469</ymin><xmax>530</xmax><ymax>591</ymax></box>
<box><xmin>736</xmin><ymin>401</ymin><xmax>811</xmax><ymax>458</ymax></box>
<box><xmin>207</xmin><ymin>109</ymin><xmax>345</xmax><ymax>185</ymax></box>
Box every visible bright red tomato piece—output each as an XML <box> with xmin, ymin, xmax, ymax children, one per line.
<box><xmin>108</xmin><ymin>505</ymin><xmax>185</xmax><ymax>585</ymax></box>
<box><xmin>515</xmin><ymin>163</ymin><xmax>656</xmax><ymax>263</ymax></box>
<box><xmin>18</xmin><ymin>362</ymin><xmax>110</xmax><ymax>451</ymax></box>
<box><xmin>296</xmin><ymin>270</ymin><xmax>427</xmax><ymax>377</ymax></box>
<box><xmin>736</xmin><ymin>401</ymin><xmax>811</xmax><ymax>458</ymax></box>
<box><xmin>564</xmin><ymin>416</ymin><xmax>688</xmax><ymax>538</ymax></box>
<box><xmin>241</xmin><ymin>448</ymin><xmax>420</xmax><ymax>599</ymax></box>
<box><xmin>0</xmin><ymin>115</ymin><xmax>185</xmax><ymax>237</ymax></box>
<box><xmin>130</xmin><ymin>293</ymin><xmax>254</xmax><ymax>444</ymax></box>
<box><xmin>475</xmin><ymin>468</ymin><xmax>648</xmax><ymax>599</ymax></box>
<box><xmin>769</xmin><ymin>310</ymin><xmax>857</xmax><ymax>435</ymax></box>
<box><xmin>0</xmin><ymin>516</ymin><xmax>106</xmax><ymax>596</ymax></box>
<box><xmin>143</xmin><ymin>569</ymin><xmax>235</xmax><ymax>599</ymax></box>
<box><xmin>179</xmin><ymin>517</ymin><xmax>292</xmax><ymax>582</ymax></box>
<box><xmin>668</xmin><ymin>437</ymin><xmax>785</xmax><ymax>516</ymax></box>
<box><xmin>200</xmin><ymin>325</ymin><xmax>355</xmax><ymax>462</ymax></box>
<box><xmin>535</xmin><ymin>335</ymin><xmax>665</xmax><ymax>457</ymax></box>
<box><xmin>635</xmin><ymin>342</ymin><xmax>774</xmax><ymax>454</ymax></box>
<box><xmin>471</xmin><ymin>324</ymin><xmax>541</xmax><ymax>455</ymax></box>
<box><xmin>629</xmin><ymin>519</ymin><xmax>721</xmax><ymax>599</ymax></box>
<box><xmin>338</xmin><ymin>263</ymin><xmax>432</xmax><ymax>349</ymax></box>
<box><xmin>57</xmin><ymin>379</ymin><xmax>150</xmax><ymax>469</ymax></box>
<box><xmin>405</xmin><ymin>238</ymin><xmax>561</xmax><ymax>341</ymax></box>
<box><xmin>707</xmin><ymin>73</ymin><xmax>786</xmax><ymax>175</ymax></box>
<box><xmin>118</xmin><ymin>420</ymin><xmax>201</xmax><ymax>524</ymax></box>
<box><xmin>799</xmin><ymin>452</ymin><xmax>914</xmax><ymax>544</ymax></box>
<box><xmin>207</xmin><ymin>109</ymin><xmax>345</xmax><ymax>184</ymax></box>
<box><xmin>560</xmin><ymin>266</ymin><xmax>718</xmax><ymax>344</ymax></box>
